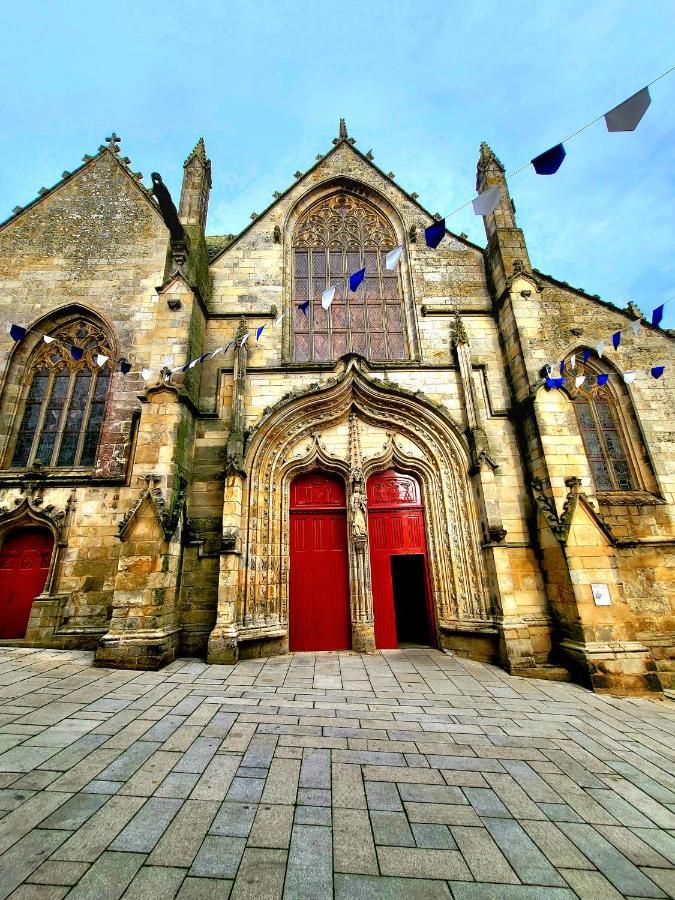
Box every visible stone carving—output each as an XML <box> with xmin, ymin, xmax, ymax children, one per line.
<box><xmin>273</xmin><ymin>225</ymin><xmax>281</xmax><ymax>244</ymax></box>
<box><xmin>224</xmin><ymin>318</ymin><xmax>249</xmax><ymax>477</ymax></box>
<box><xmin>117</xmin><ymin>473</ymin><xmax>188</xmax><ymax>542</ymax></box>
<box><xmin>294</xmin><ymin>194</ymin><xmax>396</xmax><ymax>250</ymax></box>
<box><xmin>151</xmin><ymin>172</ymin><xmax>189</xmax><ymax>267</ymax></box>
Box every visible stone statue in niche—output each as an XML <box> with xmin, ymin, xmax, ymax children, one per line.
<box><xmin>349</xmin><ymin>467</ymin><xmax>368</xmax><ymax>540</ymax></box>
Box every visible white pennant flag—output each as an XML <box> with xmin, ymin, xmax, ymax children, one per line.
<box><xmin>575</xmin><ymin>375</ymin><xmax>586</xmax><ymax>388</ymax></box>
<box><xmin>43</xmin><ymin>335</ymin><xmax>55</xmax><ymax>344</ymax></box>
<box><xmin>274</xmin><ymin>314</ymin><xmax>285</xmax><ymax>328</ymax></box>
<box><xmin>570</xmin><ymin>354</ymin><xmax>576</xmax><ymax>371</ymax></box>
<box><xmin>95</xmin><ymin>354</ymin><xmax>109</xmax><ymax>368</ymax></box>
<box><xmin>240</xmin><ymin>333</ymin><xmax>250</xmax><ymax>346</ymax></box>
<box><xmin>631</xmin><ymin>320</ymin><xmax>641</xmax><ymax>335</ymax></box>
<box><xmin>209</xmin><ymin>346</ymin><xmax>225</xmax><ymax>359</ymax></box>
<box><xmin>188</xmin><ymin>358</ymin><xmax>199</xmax><ymax>369</ymax></box>
<box><xmin>385</xmin><ymin>246</ymin><xmax>403</xmax><ymax>270</ymax></box>
<box><xmin>596</xmin><ymin>340</ymin><xmax>605</xmax><ymax>358</ymax></box>
<box><xmin>471</xmin><ymin>186</ymin><xmax>501</xmax><ymax>216</ymax></box>
<box><xmin>141</xmin><ymin>368</ymin><xmax>153</xmax><ymax>381</ymax></box>
<box><xmin>604</xmin><ymin>86</ymin><xmax>651</xmax><ymax>132</ymax></box>
<box><xmin>623</xmin><ymin>371</ymin><xmax>636</xmax><ymax>384</ymax></box>
<box><xmin>321</xmin><ymin>286</ymin><xmax>336</xmax><ymax>310</ymax></box>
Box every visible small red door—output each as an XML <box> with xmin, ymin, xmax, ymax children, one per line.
<box><xmin>368</xmin><ymin>470</ymin><xmax>435</xmax><ymax>649</ymax></box>
<box><xmin>0</xmin><ymin>528</ymin><xmax>53</xmax><ymax>639</ymax></box>
<box><xmin>289</xmin><ymin>472</ymin><xmax>351</xmax><ymax>651</ymax></box>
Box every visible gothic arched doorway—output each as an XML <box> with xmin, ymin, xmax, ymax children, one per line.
<box><xmin>289</xmin><ymin>471</ymin><xmax>351</xmax><ymax>651</ymax></box>
<box><xmin>0</xmin><ymin>527</ymin><xmax>53</xmax><ymax>638</ymax></box>
<box><xmin>367</xmin><ymin>470</ymin><xmax>435</xmax><ymax>649</ymax></box>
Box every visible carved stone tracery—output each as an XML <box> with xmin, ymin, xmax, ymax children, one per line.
<box><xmin>294</xmin><ymin>194</ymin><xmax>397</xmax><ymax>250</ymax></box>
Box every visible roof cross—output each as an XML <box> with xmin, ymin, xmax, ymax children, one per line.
<box><xmin>105</xmin><ymin>133</ymin><xmax>122</xmax><ymax>151</ymax></box>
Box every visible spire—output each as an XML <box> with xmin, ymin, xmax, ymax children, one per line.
<box><xmin>179</xmin><ymin>138</ymin><xmax>212</xmax><ymax>230</ymax></box>
<box><xmin>184</xmin><ymin>137</ymin><xmax>207</xmax><ymax>168</ymax></box>
<box><xmin>477</xmin><ymin>141</ymin><xmax>504</xmax><ymax>180</ymax></box>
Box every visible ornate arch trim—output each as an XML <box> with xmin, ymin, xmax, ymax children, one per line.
<box><xmin>0</xmin><ymin>493</ymin><xmax>70</xmax><ymax>596</ymax></box>
<box><xmin>239</xmin><ymin>356</ymin><xmax>489</xmax><ymax>633</ymax></box>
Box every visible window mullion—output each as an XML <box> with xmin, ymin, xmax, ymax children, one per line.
<box><xmin>590</xmin><ymin>397</ymin><xmax>618</xmax><ymax>491</ymax></box>
<box><xmin>52</xmin><ymin>369</ymin><xmax>76</xmax><ymax>467</ymax></box>
<box><xmin>75</xmin><ymin>371</ymin><xmax>97</xmax><ymax>465</ymax></box>
<box><xmin>28</xmin><ymin>370</ymin><xmax>54</xmax><ymax>467</ymax></box>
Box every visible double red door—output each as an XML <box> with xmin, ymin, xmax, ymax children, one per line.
<box><xmin>289</xmin><ymin>472</ymin><xmax>351</xmax><ymax>651</ymax></box>
<box><xmin>0</xmin><ymin>528</ymin><xmax>53</xmax><ymax>639</ymax></box>
<box><xmin>368</xmin><ymin>470</ymin><xmax>434</xmax><ymax>649</ymax></box>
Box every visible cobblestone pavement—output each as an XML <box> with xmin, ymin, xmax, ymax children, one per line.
<box><xmin>0</xmin><ymin>648</ymin><xmax>674</xmax><ymax>899</ymax></box>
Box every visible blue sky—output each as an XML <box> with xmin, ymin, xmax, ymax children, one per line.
<box><xmin>2</xmin><ymin>1</ymin><xmax>674</xmax><ymax>327</ymax></box>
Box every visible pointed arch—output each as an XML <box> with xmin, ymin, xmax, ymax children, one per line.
<box><xmin>239</xmin><ymin>357</ymin><xmax>490</xmax><ymax>634</ymax></box>
<box><xmin>560</xmin><ymin>350</ymin><xmax>658</xmax><ymax>495</ymax></box>
<box><xmin>281</xmin><ymin>178</ymin><xmax>419</xmax><ymax>364</ymax></box>
<box><xmin>0</xmin><ymin>305</ymin><xmax>117</xmax><ymax>469</ymax></box>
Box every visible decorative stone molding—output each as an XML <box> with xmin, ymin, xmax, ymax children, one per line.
<box><xmin>117</xmin><ymin>473</ymin><xmax>188</xmax><ymax>542</ymax></box>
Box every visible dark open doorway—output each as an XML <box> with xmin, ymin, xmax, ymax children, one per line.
<box><xmin>390</xmin><ymin>554</ymin><xmax>431</xmax><ymax>646</ymax></box>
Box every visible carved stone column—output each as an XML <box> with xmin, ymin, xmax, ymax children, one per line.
<box><xmin>208</xmin><ymin>318</ymin><xmax>249</xmax><ymax>664</ymax></box>
<box><xmin>347</xmin><ymin>414</ymin><xmax>376</xmax><ymax>653</ymax></box>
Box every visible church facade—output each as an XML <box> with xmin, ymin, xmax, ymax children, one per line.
<box><xmin>0</xmin><ymin>123</ymin><xmax>673</xmax><ymax>694</ymax></box>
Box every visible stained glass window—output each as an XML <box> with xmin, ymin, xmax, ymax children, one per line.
<box><xmin>10</xmin><ymin>320</ymin><xmax>112</xmax><ymax>469</ymax></box>
<box><xmin>292</xmin><ymin>194</ymin><xmax>408</xmax><ymax>362</ymax></box>
<box><xmin>574</xmin><ymin>392</ymin><xmax>634</xmax><ymax>491</ymax></box>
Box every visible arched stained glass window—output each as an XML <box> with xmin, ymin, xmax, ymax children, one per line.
<box><xmin>11</xmin><ymin>320</ymin><xmax>112</xmax><ymax>469</ymax></box>
<box><xmin>571</xmin><ymin>366</ymin><xmax>635</xmax><ymax>491</ymax></box>
<box><xmin>292</xmin><ymin>194</ymin><xmax>408</xmax><ymax>362</ymax></box>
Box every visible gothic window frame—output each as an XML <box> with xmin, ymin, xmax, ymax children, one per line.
<box><xmin>563</xmin><ymin>357</ymin><xmax>653</xmax><ymax>495</ymax></box>
<box><xmin>7</xmin><ymin>319</ymin><xmax>113</xmax><ymax>471</ymax></box>
<box><xmin>289</xmin><ymin>191</ymin><xmax>410</xmax><ymax>364</ymax></box>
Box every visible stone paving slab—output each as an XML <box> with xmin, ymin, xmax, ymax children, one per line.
<box><xmin>0</xmin><ymin>647</ymin><xmax>674</xmax><ymax>898</ymax></box>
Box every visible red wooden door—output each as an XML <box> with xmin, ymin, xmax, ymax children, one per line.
<box><xmin>0</xmin><ymin>528</ymin><xmax>53</xmax><ymax>639</ymax></box>
<box><xmin>289</xmin><ymin>472</ymin><xmax>351</xmax><ymax>651</ymax></box>
<box><xmin>367</xmin><ymin>470</ymin><xmax>434</xmax><ymax>649</ymax></box>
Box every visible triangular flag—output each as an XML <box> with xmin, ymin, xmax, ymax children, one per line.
<box><xmin>575</xmin><ymin>375</ymin><xmax>585</xmax><ymax>388</ymax></box>
<box><xmin>652</xmin><ymin>305</ymin><xmax>664</xmax><ymax>328</ymax></box>
<box><xmin>554</xmin><ymin>377</ymin><xmax>565</xmax><ymax>388</ymax></box>
<box><xmin>631</xmin><ymin>320</ymin><xmax>641</xmax><ymax>335</ymax></box>
<box><xmin>256</xmin><ymin>325</ymin><xmax>265</xmax><ymax>340</ymax></box>
<box><xmin>188</xmin><ymin>358</ymin><xmax>199</xmax><ymax>369</ymax></box>
<box><xmin>209</xmin><ymin>346</ymin><xmax>225</xmax><ymax>359</ymax></box>
<box><xmin>544</xmin><ymin>363</ymin><xmax>553</xmax><ymax>375</ymax></box>
<box><xmin>349</xmin><ymin>268</ymin><xmax>366</xmax><ymax>292</ymax></box>
<box><xmin>531</xmin><ymin>143</ymin><xmax>566</xmax><ymax>175</ymax></box>
<box><xmin>471</xmin><ymin>186</ymin><xmax>501</xmax><ymax>216</ymax></box>
<box><xmin>240</xmin><ymin>333</ymin><xmax>250</xmax><ymax>346</ymax></box>
<box><xmin>545</xmin><ymin>377</ymin><xmax>556</xmax><ymax>390</ymax></box>
<box><xmin>651</xmin><ymin>366</ymin><xmax>665</xmax><ymax>379</ymax></box>
<box><xmin>385</xmin><ymin>246</ymin><xmax>403</xmax><ymax>270</ymax></box>
<box><xmin>321</xmin><ymin>286</ymin><xmax>336</xmax><ymax>310</ymax></box>
<box><xmin>596</xmin><ymin>340</ymin><xmax>605</xmax><ymax>358</ymax></box>
<box><xmin>95</xmin><ymin>354</ymin><xmax>109</xmax><ymax>368</ymax></box>
<box><xmin>612</xmin><ymin>331</ymin><xmax>621</xmax><ymax>350</ymax></box>
<box><xmin>141</xmin><ymin>368</ymin><xmax>153</xmax><ymax>381</ymax></box>
<box><xmin>623</xmin><ymin>372</ymin><xmax>636</xmax><ymax>384</ymax></box>
<box><xmin>570</xmin><ymin>354</ymin><xmax>576</xmax><ymax>371</ymax></box>
<box><xmin>43</xmin><ymin>335</ymin><xmax>55</xmax><ymax>344</ymax></box>
<box><xmin>9</xmin><ymin>324</ymin><xmax>27</xmax><ymax>341</ymax></box>
<box><xmin>299</xmin><ymin>300</ymin><xmax>309</xmax><ymax>316</ymax></box>
<box><xmin>597</xmin><ymin>374</ymin><xmax>609</xmax><ymax>386</ymax></box>
<box><xmin>70</xmin><ymin>346</ymin><xmax>83</xmax><ymax>361</ymax></box>
<box><xmin>274</xmin><ymin>314</ymin><xmax>285</xmax><ymax>328</ymax></box>
<box><xmin>604</xmin><ymin>86</ymin><xmax>651</xmax><ymax>132</ymax></box>
<box><xmin>425</xmin><ymin>219</ymin><xmax>446</xmax><ymax>249</ymax></box>
<box><xmin>120</xmin><ymin>360</ymin><xmax>132</xmax><ymax>374</ymax></box>
<box><xmin>582</xmin><ymin>350</ymin><xmax>591</xmax><ymax>363</ymax></box>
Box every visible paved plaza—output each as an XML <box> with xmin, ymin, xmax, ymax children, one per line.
<box><xmin>0</xmin><ymin>648</ymin><xmax>674</xmax><ymax>899</ymax></box>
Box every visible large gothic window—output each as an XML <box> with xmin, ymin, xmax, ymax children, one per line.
<box><xmin>10</xmin><ymin>320</ymin><xmax>112</xmax><ymax>469</ymax></box>
<box><xmin>292</xmin><ymin>194</ymin><xmax>408</xmax><ymax>362</ymax></box>
<box><xmin>572</xmin><ymin>375</ymin><xmax>635</xmax><ymax>491</ymax></box>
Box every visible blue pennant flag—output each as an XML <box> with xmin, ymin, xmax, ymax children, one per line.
<box><xmin>612</xmin><ymin>331</ymin><xmax>621</xmax><ymax>350</ymax></box>
<box><xmin>120</xmin><ymin>360</ymin><xmax>132</xmax><ymax>374</ymax></box>
<box><xmin>256</xmin><ymin>325</ymin><xmax>265</xmax><ymax>341</ymax></box>
<box><xmin>10</xmin><ymin>324</ymin><xmax>27</xmax><ymax>341</ymax></box>
<box><xmin>349</xmin><ymin>268</ymin><xmax>366</xmax><ymax>292</ymax></box>
<box><xmin>70</xmin><ymin>346</ymin><xmax>84</xmax><ymax>361</ymax></box>
<box><xmin>559</xmin><ymin>360</ymin><xmax>565</xmax><ymax>375</ymax></box>
<box><xmin>299</xmin><ymin>300</ymin><xmax>309</xmax><ymax>316</ymax></box>
<box><xmin>424</xmin><ymin>219</ymin><xmax>446</xmax><ymax>249</ymax></box>
<box><xmin>546</xmin><ymin>377</ymin><xmax>565</xmax><ymax>389</ymax></box>
<box><xmin>545</xmin><ymin>377</ymin><xmax>556</xmax><ymax>389</ymax></box>
<box><xmin>531</xmin><ymin>144</ymin><xmax>566</xmax><ymax>175</ymax></box>
<box><xmin>597</xmin><ymin>374</ymin><xmax>609</xmax><ymax>386</ymax></box>
<box><xmin>582</xmin><ymin>350</ymin><xmax>591</xmax><ymax>363</ymax></box>
<box><xmin>651</xmin><ymin>366</ymin><xmax>665</xmax><ymax>379</ymax></box>
<box><xmin>652</xmin><ymin>305</ymin><xmax>664</xmax><ymax>328</ymax></box>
